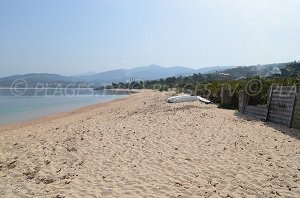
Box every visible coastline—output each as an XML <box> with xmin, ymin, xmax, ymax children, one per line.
<box><xmin>93</xmin><ymin>88</ymin><xmax>141</xmax><ymax>94</ymax></box>
<box><xmin>0</xmin><ymin>92</ymin><xmax>134</xmax><ymax>132</ymax></box>
<box><xmin>0</xmin><ymin>90</ymin><xmax>299</xmax><ymax>197</ymax></box>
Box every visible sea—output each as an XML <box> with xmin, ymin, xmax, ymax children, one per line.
<box><xmin>0</xmin><ymin>88</ymin><xmax>129</xmax><ymax>125</ymax></box>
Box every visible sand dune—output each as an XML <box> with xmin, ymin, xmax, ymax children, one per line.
<box><xmin>0</xmin><ymin>90</ymin><xmax>300</xmax><ymax>197</ymax></box>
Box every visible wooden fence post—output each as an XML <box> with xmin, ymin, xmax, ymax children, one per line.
<box><xmin>289</xmin><ymin>86</ymin><xmax>298</xmax><ymax>128</ymax></box>
<box><xmin>238</xmin><ymin>90</ymin><xmax>248</xmax><ymax>113</ymax></box>
<box><xmin>221</xmin><ymin>89</ymin><xmax>231</xmax><ymax>105</ymax></box>
<box><xmin>266</xmin><ymin>85</ymin><xmax>274</xmax><ymax>121</ymax></box>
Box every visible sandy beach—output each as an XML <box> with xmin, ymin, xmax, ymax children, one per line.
<box><xmin>0</xmin><ymin>90</ymin><xmax>299</xmax><ymax>197</ymax></box>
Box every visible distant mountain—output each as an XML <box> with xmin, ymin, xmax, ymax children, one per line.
<box><xmin>75</xmin><ymin>64</ymin><xmax>234</xmax><ymax>83</ymax></box>
<box><xmin>0</xmin><ymin>73</ymin><xmax>76</xmax><ymax>87</ymax></box>
<box><xmin>195</xmin><ymin>66</ymin><xmax>235</xmax><ymax>74</ymax></box>
<box><xmin>1</xmin><ymin>63</ymin><xmax>291</xmax><ymax>87</ymax></box>
<box><xmin>0</xmin><ymin>73</ymin><xmax>72</xmax><ymax>81</ymax></box>
<box><xmin>83</xmin><ymin>65</ymin><xmax>195</xmax><ymax>83</ymax></box>
<box><xmin>0</xmin><ymin>65</ymin><xmax>199</xmax><ymax>87</ymax></box>
<box><xmin>125</xmin><ymin>64</ymin><xmax>194</xmax><ymax>79</ymax></box>
<box><xmin>77</xmin><ymin>69</ymin><xmax>128</xmax><ymax>82</ymax></box>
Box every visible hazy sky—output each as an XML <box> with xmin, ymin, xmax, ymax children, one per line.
<box><xmin>1</xmin><ymin>0</ymin><xmax>300</xmax><ymax>76</ymax></box>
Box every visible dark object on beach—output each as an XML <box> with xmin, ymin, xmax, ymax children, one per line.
<box><xmin>207</xmin><ymin>97</ymin><xmax>219</xmax><ymax>104</ymax></box>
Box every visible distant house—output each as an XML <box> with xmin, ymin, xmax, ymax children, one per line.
<box><xmin>271</xmin><ymin>67</ymin><xmax>281</xmax><ymax>76</ymax></box>
<box><xmin>236</xmin><ymin>76</ymin><xmax>247</xmax><ymax>80</ymax></box>
<box><xmin>218</xmin><ymin>72</ymin><xmax>230</xmax><ymax>76</ymax></box>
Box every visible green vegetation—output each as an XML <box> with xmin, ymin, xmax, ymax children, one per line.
<box><xmin>110</xmin><ymin>62</ymin><xmax>300</xmax><ymax>109</ymax></box>
<box><xmin>221</xmin><ymin>63</ymin><xmax>286</xmax><ymax>78</ymax></box>
<box><xmin>280</xmin><ymin>61</ymin><xmax>300</xmax><ymax>77</ymax></box>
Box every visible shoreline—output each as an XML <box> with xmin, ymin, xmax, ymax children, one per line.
<box><xmin>0</xmin><ymin>89</ymin><xmax>141</xmax><ymax>131</ymax></box>
<box><xmin>0</xmin><ymin>93</ymin><xmax>135</xmax><ymax>132</ymax></box>
<box><xmin>93</xmin><ymin>88</ymin><xmax>141</xmax><ymax>93</ymax></box>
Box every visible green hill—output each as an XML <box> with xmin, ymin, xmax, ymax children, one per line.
<box><xmin>280</xmin><ymin>61</ymin><xmax>300</xmax><ymax>77</ymax></box>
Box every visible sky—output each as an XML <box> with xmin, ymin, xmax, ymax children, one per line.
<box><xmin>1</xmin><ymin>0</ymin><xmax>300</xmax><ymax>76</ymax></box>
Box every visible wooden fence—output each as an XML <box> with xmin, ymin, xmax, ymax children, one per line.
<box><xmin>291</xmin><ymin>87</ymin><xmax>300</xmax><ymax>129</ymax></box>
<box><xmin>268</xmin><ymin>86</ymin><xmax>297</xmax><ymax>127</ymax></box>
<box><xmin>240</xmin><ymin>86</ymin><xmax>300</xmax><ymax>129</ymax></box>
<box><xmin>244</xmin><ymin>105</ymin><xmax>268</xmax><ymax>120</ymax></box>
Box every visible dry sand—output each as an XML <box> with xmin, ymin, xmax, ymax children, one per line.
<box><xmin>0</xmin><ymin>90</ymin><xmax>300</xmax><ymax>197</ymax></box>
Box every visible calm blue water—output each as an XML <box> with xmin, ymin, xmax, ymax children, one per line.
<box><xmin>0</xmin><ymin>88</ymin><xmax>128</xmax><ymax>125</ymax></box>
